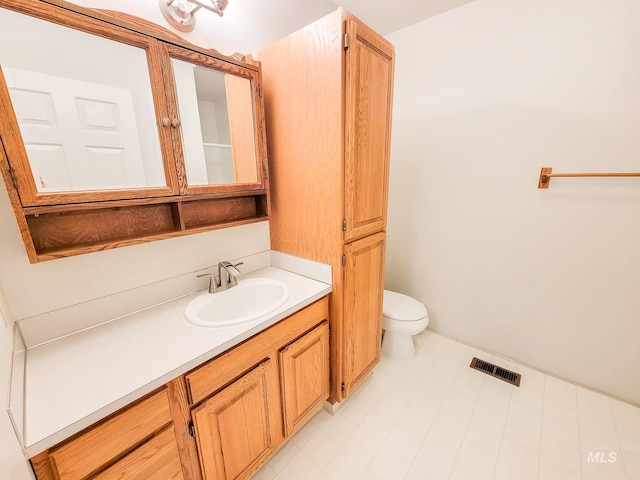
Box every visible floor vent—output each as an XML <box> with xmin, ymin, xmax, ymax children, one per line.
<box><xmin>470</xmin><ymin>357</ymin><xmax>521</xmax><ymax>387</ymax></box>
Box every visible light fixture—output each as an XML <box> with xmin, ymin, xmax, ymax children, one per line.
<box><xmin>159</xmin><ymin>0</ymin><xmax>228</xmax><ymax>32</ymax></box>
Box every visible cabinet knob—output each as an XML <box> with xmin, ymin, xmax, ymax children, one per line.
<box><xmin>172</xmin><ymin>118</ymin><xmax>182</xmax><ymax>128</ymax></box>
<box><xmin>161</xmin><ymin>117</ymin><xmax>171</xmax><ymax>127</ymax></box>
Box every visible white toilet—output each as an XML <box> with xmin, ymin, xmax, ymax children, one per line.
<box><xmin>381</xmin><ymin>290</ymin><xmax>429</xmax><ymax>360</ymax></box>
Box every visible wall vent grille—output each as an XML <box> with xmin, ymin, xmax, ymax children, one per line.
<box><xmin>470</xmin><ymin>357</ymin><xmax>521</xmax><ymax>387</ymax></box>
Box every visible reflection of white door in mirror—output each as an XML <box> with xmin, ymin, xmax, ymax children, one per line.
<box><xmin>4</xmin><ymin>67</ymin><xmax>148</xmax><ymax>192</ymax></box>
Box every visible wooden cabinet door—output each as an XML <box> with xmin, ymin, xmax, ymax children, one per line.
<box><xmin>342</xmin><ymin>232</ymin><xmax>386</xmax><ymax>397</ymax></box>
<box><xmin>279</xmin><ymin>322</ymin><xmax>330</xmax><ymax>436</ymax></box>
<box><xmin>343</xmin><ymin>18</ymin><xmax>394</xmax><ymax>242</ymax></box>
<box><xmin>192</xmin><ymin>361</ymin><xmax>277</xmax><ymax>480</ymax></box>
<box><xmin>159</xmin><ymin>43</ymin><xmax>267</xmax><ymax>196</ymax></box>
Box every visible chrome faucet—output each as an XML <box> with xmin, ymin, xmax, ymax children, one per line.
<box><xmin>218</xmin><ymin>261</ymin><xmax>242</xmax><ymax>289</ymax></box>
<box><xmin>197</xmin><ymin>261</ymin><xmax>243</xmax><ymax>293</ymax></box>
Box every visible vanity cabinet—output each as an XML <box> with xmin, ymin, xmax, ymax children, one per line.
<box><xmin>259</xmin><ymin>10</ymin><xmax>394</xmax><ymax>402</ymax></box>
<box><xmin>279</xmin><ymin>322</ymin><xmax>330</xmax><ymax>436</ymax></box>
<box><xmin>29</xmin><ymin>297</ymin><xmax>330</xmax><ymax>480</ymax></box>
<box><xmin>0</xmin><ymin>0</ymin><xmax>269</xmax><ymax>263</ymax></box>
<box><xmin>184</xmin><ymin>298</ymin><xmax>329</xmax><ymax>479</ymax></box>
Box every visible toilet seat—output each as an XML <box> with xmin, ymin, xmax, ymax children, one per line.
<box><xmin>382</xmin><ymin>315</ymin><xmax>429</xmax><ymax>334</ymax></box>
<box><xmin>383</xmin><ymin>290</ymin><xmax>427</xmax><ymax>321</ymax></box>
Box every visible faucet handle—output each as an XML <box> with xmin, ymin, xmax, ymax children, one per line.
<box><xmin>232</xmin><ymin>261</ymin><xmax>244</xmax><ymax>270</ymax></box>
<box><xmin>197</xmin><ymin>273</ymin><xmax>220</xmax><ymax>293</ymax></box>
<box><xmin>227</xmin><ymin>262</ymin><xmax>243</xmax><ymax>287</ymax></box>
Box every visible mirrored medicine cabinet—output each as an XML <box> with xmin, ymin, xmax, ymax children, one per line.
<box><xmin>0</xmin><ymin>0</ymin><xmax>269</xmax><ymax>263</ymax></box>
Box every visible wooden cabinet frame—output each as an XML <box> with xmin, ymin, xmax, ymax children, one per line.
<box><xmin>160</xmin><ymin>44</ymin><xmax>268</xmax><ymax>196</ymax></box>
<box><xmin>0</xmin><ymin>0</ymin><xmax>270</xmax><ymax>263</ymax></box>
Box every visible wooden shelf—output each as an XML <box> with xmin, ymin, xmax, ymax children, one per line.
<box><xmin>23</xmin><ymin>192</ymin><xmax>269</xmax><ymax>261</ymax></box>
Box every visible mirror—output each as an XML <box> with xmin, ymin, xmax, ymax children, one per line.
<box><xmin>0</xmin><ymin>7</ymin><xmax>167</xmax><ymax>193</ymax></box>
<box><xmin>171</xmin><ymin>58</ymin><xmax>259</xmax><ymax>186</ymax></box>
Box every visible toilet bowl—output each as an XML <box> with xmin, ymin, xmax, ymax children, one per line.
<box><xmin>381</xmin><ymin>290</ymin><xmax>429</xmax><ymax>360</ymax></box>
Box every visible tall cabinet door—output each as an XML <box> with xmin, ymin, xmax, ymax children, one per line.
<box><xmin>191</xmin><ymin>361</ymin><xmax>277</xmax><ymax>480</ymax></box>
<box><xmin>342</xmin><ymin>232</ymin><xmax>386</xmax><ymax>396</ymax></box>
<box><xmin>343</xmin><ymin>19</ymin><xmax>394</xmax><ymax>242</ymax></box>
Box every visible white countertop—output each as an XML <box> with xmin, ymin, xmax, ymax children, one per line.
<box><xmin>23</xmin><ymin>266</ymin><xmax>331</xmax><ymax>456</ymax></box>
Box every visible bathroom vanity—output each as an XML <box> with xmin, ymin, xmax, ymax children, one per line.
<box><xmin>31</xmin><ymin>300</ymin><xmax>329</xmax><ymax>480</ymax></box>
<box><xmin>15</xmin><ymin>263</ymin><xmax>331</xmax><ymax>480</ymax></box>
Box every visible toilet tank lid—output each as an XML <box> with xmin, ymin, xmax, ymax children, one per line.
<box><xmin>383</xmin><ymin>290</ymin><xmax>427</xmax><ymax>321</ymax></box>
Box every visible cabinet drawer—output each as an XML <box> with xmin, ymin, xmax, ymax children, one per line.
<box><xmin>185</xmin><ymin>297</ymin><xmax>329</xmax><ymax>405</ymax></box>
<box><xmin>49</xmin><ymin>388</ymin><xmax>173</xmax><ymax>480</ymax></box>
<box><xmin>92</xmin><ymin>426</ymin><xmax>184</xmax><ymax>480</ymax></box>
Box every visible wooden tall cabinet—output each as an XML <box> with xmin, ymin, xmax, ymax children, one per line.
<box><xmin>259</xmin><ymin>10</ymin><xmax>394</xmax><ymax>402</ymax></box>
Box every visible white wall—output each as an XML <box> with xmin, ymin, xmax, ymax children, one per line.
<box><xmin>385</xmin><ymin>0</ymin><xmax>640</xmax><ymax>406</ymax></box>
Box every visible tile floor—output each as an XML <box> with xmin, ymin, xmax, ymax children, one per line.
<box><xmin>252</xmin><ymin>331</ymin><xmax>640</xmax><ymax>480</ymax></box>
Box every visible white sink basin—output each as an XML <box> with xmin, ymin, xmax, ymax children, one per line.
<box><xmin>185</xmin><ymin>277</ymin><xmax>290</xmax><ymax>327</ymax></box>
